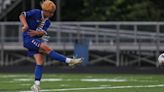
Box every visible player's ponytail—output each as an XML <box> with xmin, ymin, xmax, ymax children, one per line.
<box><xmin>41</xmin><ymin>0</ymin><xmax>56</xmax><ymax>12</ymax></box>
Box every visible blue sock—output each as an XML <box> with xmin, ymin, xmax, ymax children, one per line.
<box><xmin>48</xmin><ymin>50</ymin><xmax>66</xmax><ymax>62</ymax></box>
<box><xmin>35</xmin><ymin>65</ymin><xmax>43</xmax><ymax>81</ymax></box>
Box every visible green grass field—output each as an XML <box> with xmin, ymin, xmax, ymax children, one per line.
<box><xmin>0</xmin><ymin>73</ymin><xmax>164</xmax><ymax>92</ymax></box>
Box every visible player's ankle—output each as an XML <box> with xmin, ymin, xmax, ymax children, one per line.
<box><xmin>65</xmin><ymin>58</ymin><xmax>71</xmax><ymax>63</ymax></box>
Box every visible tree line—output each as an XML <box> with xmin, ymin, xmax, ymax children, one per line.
<box><xmin>3</xmin><ymin>0</ymin><xmax>164</xmax><ymax>21</ymax></box>
<box><xmin>60</xmin><ymin>0</ymin><xmax>164</xmax><ymax>21</ymax></box>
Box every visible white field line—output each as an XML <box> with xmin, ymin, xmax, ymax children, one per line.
<box><xmin>0</xmin><ymin>75</ymin><xmax>30</xmax><ymax>78</ymax></box>
<box><xmin>81</xmin><ymin>79</ymin><xmax>127</xmax><ymax>82</ymax></box>
<box><xmin>12</xmin><ymin>78</ymin><xmax>158</xmax><ymax>83</ymax></box>
<box><xmin>19</xmin><ymin>84</ymin><xmax>164</xmax><ymax>92</ymax></box>
<box><xmin>12</xmin><ymin>78</ymin><xmax>127</xmax><ymax>82</ymax></box>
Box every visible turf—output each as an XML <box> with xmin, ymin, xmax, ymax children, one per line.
<box><xmin>0</xmin><ymin>73</ymin><xmax>164</xmax><ymax>92</ymax></box>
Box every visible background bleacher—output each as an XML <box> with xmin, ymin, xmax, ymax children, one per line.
<box><xmin>0</xmin><ymin>22</ymin><xmax>164</xmax><ymax>67</ymax></box>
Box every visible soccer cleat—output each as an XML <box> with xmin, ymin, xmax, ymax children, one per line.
<box><xmin>68</xmin><ymin>58</ymin><xmax>83</xmax><ymax>67</ymax></box>
<box><xmin>31</xmin><ymin>84</ymin><xmax>40</xmax><ymax>92</ymax></box>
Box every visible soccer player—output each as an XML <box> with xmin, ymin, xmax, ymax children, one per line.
<box><xmin>19</xmin><ymin>0</ymin><xmax>82</xmax><ymax>92</ymax></box>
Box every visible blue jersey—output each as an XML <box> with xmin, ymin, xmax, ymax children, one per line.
<box><xmin>22</xmin><ymin>9</ymin><xmax>51</xmax><ymax>56</ymax></box>
<box><xmin>23</xmin><ymin>9</ymin><xmax>51</xmax><ymax>40</ymax></box>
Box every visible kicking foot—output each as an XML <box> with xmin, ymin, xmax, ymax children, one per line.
<box><xmin>68</xmin><ymin>58</ymin><xmax>83</xmax><ymax>67</ymax></box>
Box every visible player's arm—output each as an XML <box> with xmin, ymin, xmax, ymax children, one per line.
<box><xmin>28</xmin><ymin>30</ymin><xmax>46</xmax><ymax>37</ymax></box>
<box><xmin>28</xmin><ymin>21</ymin><xmax>50</xmax><ymax>37</ymax></box>
<box><xmin>19</xmin><ymin>13</ymin><xmax>29</xmax><ymax>32</ymax></box>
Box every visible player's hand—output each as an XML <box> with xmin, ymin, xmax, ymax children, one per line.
<box><xmin>28</xmin><ymin>30</ymin><xmax>38</xmax><ymax>37</ymax></box>
<box><xmin>22</xmin><ymin>25</ymin><xmax>28</xmax><ymax>32</ymax></box>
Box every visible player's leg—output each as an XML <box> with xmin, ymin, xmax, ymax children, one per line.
<box><xmin>39</xmin><ymin>43</ymin><xmax>82</xmax><ymax>66</ymax></box>
<box><xmin>34</xmin><ymin>53</ymin><xmax>44</xmax><ymax>85</ymax></box>
<box><xmin>31</xmin><ymin>53</ymin><xmax>44</xmax><ymax>92</ymax></box>
<box><xmin>24</xmin><ymin>38</ymin><xmax>82</xmax><ymax>67</ymax></box>
<box><xmin>39</xmin><ymin>43</ymin><xmax>68</xmax><ymax>62</ymax></box>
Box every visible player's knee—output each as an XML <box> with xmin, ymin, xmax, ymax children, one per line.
<box><xmin>40</xmin><ymin>44</ymin><xmax>52</xmax><ymax>53</ymax></box>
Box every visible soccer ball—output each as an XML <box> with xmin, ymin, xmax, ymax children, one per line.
<box><xmin>158</xmin><ymin>53</ymin><xmax>164</xmax><ymax>64</ymax></box>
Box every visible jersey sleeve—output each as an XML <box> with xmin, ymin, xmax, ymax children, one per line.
<box><xmin>22</xmin><ymin>9</ymin><xmax>39</xmax><ymax>18</ymax></box>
